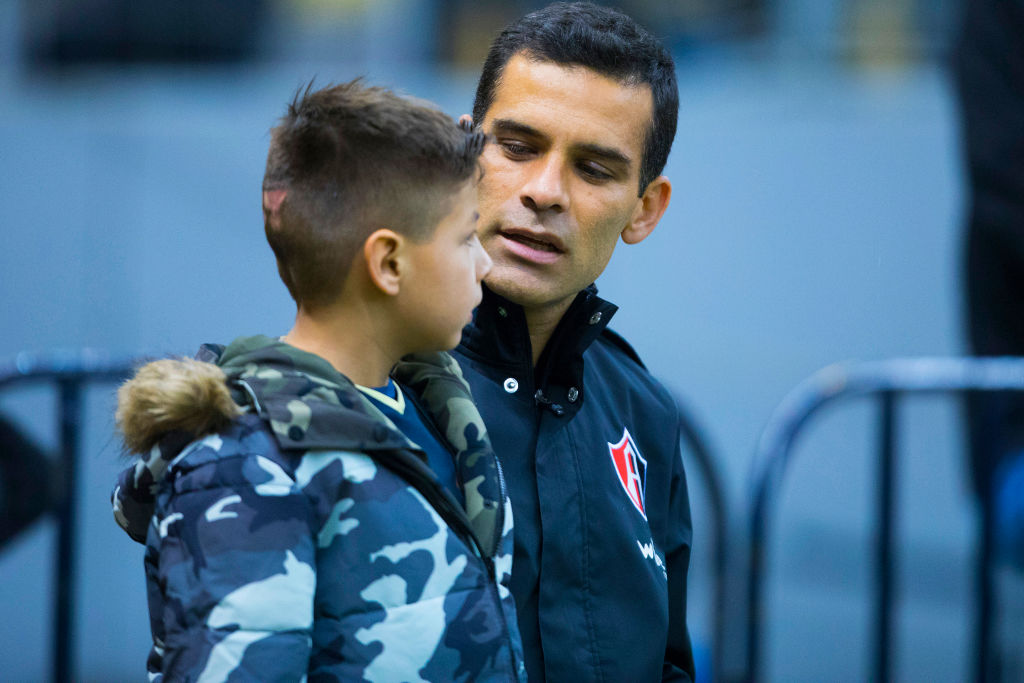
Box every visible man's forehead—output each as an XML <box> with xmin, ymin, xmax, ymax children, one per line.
<box><xmin>487</xmin><ymin>54</ymin><xmax>652</xmax><ymax>154</ymax></box>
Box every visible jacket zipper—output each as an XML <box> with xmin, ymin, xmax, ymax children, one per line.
<box><xmin>493</xmin><ymin>453</ymin><xmax>508</xmax><ymax>557</ymax></box>
<box><xmin>399</xmin><ymin>391</ymin><xmax>520</xmax><ymax>679</ymax></box>
<box><xmin>490</xmin><ymin>454</ymin><xmax>522</xmax><ymax>681</ymax></box>
<box><xmin>402</xmin><ymin>385</ymin><xmax>507</xmax><ymax>559</ymax></box>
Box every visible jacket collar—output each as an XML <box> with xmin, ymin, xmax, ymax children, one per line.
<box><xmin>459</xmin><ymin>284</ymin><xmax>618</xmax><ymax>392</ymax></box>
<box><xmin>391</xmin><ymin>352</ymin><xmax>506</xmax><ymax>556</ymax></box>
<box><xmin>220</xmin><ymin>336</ymin><xmax>507</xmax><ymax>557</ymax></box>
<box><xmin>219</xmin><ymin>335</ymin><xmax>412</xmax><ymax>453</ymax></box>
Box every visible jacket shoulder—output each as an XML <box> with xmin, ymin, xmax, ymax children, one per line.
<box><xmin>597</xmin><ymin>327</ymin><xmax>647</xmax><ymax>371</ymax></box>
<box><xmin>592</xmin><ymin>328</ymin><xmax>680</xmax><ymax>422</ymax></box>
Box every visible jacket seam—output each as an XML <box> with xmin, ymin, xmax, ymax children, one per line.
<box><xmin>167</xmin><ymin>450</ymin><xmax>296</xmax><ymax>490</ymax></box>
<box><xmin>567</xmin><ymin>424</ymin><xmax>604</xmax><ymax>682</ymax></box>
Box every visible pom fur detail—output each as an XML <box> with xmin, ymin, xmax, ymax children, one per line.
<box><xmin>116</xmin><ymin>358</ymin><xmax>242</xmax><ymax>454</ymax></box>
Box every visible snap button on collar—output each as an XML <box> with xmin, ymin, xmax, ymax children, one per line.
<box><xmin>503</xmin><ymin>377</ymin><xmax>519</xmax><ymax>393</ymax></box>
<box><xmin>588</xmin><ymin>311</ymin><xmax>602</xmax><ymax>325</ymax></box>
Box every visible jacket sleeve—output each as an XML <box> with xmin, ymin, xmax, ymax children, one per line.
<box><xmin>112</xmin><ymin>462</ymin><xmax>151</xmax><ymax>543</ymax></box>
<box><xmin>151</xmin><ymin>454</ymin><xmax>317</xmax><ymax>681</ymax></box>
<box><xmin>662</xmin><ymin>420</ymin><xmax>696</xmax><ymax>682</ymax></box>
<box><xmin>113</xmin><ymin>432</ymin><xmax>196</xmax><ymax>544</ymax></box>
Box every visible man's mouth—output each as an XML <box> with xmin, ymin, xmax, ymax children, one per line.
<box><xmin>498</xmin><ymin>229</ymin><xmax>565</xmax><ymax>265</ymax></box>
<box><xmin>501</xmin><ymin>230</ymin><xmax>563</xmax><ymax>253</ymax></box>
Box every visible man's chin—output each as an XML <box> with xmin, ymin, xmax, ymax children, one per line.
<box><xmin>483</xmin><ymin>270</ymin><xmax>566</xmax><ymax>311</ymax></box>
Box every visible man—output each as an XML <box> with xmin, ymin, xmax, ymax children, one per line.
<box><xmin>955</xmin><ymin>0</ymin><xmax>1024</xmax><ymax>678</ymax></box>
<box><xmin>956</xmin><ymin>0</ymin><xmax>1024</xmax><ymax>573</ymax></box>
<box><xmin>453</xmin><ymin>3</ymin><xmax>695</xmax><ymax>680</ymax></box>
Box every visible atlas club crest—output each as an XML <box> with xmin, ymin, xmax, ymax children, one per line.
<box><xmin>608</xmin><ymin>427</ymin><xmax>647</xmax><ymax>519</ymax></box>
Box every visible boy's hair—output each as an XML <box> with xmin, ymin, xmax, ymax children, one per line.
<box><xmin>472</xmin><ymin>1</ymin><xmax>678</xmax><ymax>196</ymax></box>
<box><xmin>263</xmin><ymin>80</ymin><xmax>485</xmax><ymax>310</ymax></box>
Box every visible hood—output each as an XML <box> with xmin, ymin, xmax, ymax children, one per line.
<box><xmin>214</xmin><ymin>336</ymin><xmax>414</xmax><ymax>453</ymax></box>
<box><xmin>113</xmin><ymin>336</ymin><xmax>506</xmax><ymax>555</ymax></box>
<box><xmin>112</xmin><ymin>353</ymin><xmax>242</xmax><ymax>542</ymax></box>
<box><xmin>116</xmin><ymin>356</ymin><xmax>242</xmax><ymax>456</ymax></box>
<box><xmin>112</xmin><ymin>335</ymin><xmax>406</xmax><ymax>542</ymax></box>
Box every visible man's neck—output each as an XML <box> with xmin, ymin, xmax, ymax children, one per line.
<box><xmin>282</xmin><ymin>305</ymin><xmax>396</xmax><ymax>387</ymax></box>
<box><xmin>523</xmin><ymin>297</ymin><xmax>575</xmax><ymax>366</ymax></box>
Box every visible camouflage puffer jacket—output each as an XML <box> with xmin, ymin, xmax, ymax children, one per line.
<box><xmin>112</xmin><ymin>335</ymin><xmax>526</xmax><ymax>682</ymax></box>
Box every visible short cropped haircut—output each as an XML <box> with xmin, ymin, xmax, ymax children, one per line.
<box><xmin>472</xmin><ymin>1</ymin><xmax>678</xmax><ymax>195</ymax></box>
<box><xmin>263</xmin><ymin>80</ymin><xmax>485</xmax><ymax>310</ymax></box>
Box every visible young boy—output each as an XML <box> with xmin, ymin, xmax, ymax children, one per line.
<box><xmin>112</xmin><ymin>81</ymin><xmax>526</xmax><ymax>682</ymax></box>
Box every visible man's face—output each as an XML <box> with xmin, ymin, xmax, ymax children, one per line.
<box><xmin>477</xmin><ymin>53</ymin><xmax>656</xmax><ymax>314</ymax></box>
<box><xmin>399</xmin><ymin>180</ymin><xmax>493</xmax><ymax>352</ymax></box>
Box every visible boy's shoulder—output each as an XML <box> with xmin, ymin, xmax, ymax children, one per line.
<box><xmin>164</xmin><ymin>413</ymin><xmax>286</xmax><ymax>485</ymax></box>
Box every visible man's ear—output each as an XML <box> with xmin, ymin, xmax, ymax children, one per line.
<box><xmin>363</xmin><ymin>228</ymin><xmax>405</xmax><ymax>296</ymax></box>
<box><xmin>622</xmin><ymin>175</ymin><xmax>671</xmax><ymax>245</ymax></box>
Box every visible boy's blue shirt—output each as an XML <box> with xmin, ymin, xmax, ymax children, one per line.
<box><xmin>358</xmin><ymin>378</ymin><xmax>465</xmax><ymax>507</ymax></box>
<box><xmin>112</xmin><ymin>335</ymin><xmax>525</xmax><ymax>681</ymax></box>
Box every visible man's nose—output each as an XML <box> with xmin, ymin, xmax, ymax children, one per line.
<box><xmin>521</xmin><ymin>156</ymin><xmax>568</xmax><ymax>213</ymax></box>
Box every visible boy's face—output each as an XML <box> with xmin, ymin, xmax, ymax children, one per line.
<box><xmin>476</xmin><ymin>53</ymin><xmax>655</xmax><ymax>316</ymax></box>
<box><xmin>399</xmin><ymin>180</ymin><xmax>492</xmax><ymax>351</ymax></box>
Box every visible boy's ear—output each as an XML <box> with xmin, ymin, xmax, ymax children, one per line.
<box><xmin>622</xmin><ymin>175</ymin><xmax>671</xmax><ymax>245</ymax></box>
<box><xmin>363</xmin><ymin>228</ymin><xmax>405</xmax><ymax>296</ymax></box>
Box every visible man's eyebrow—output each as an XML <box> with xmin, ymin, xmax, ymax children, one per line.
<box><xmin>490</xmin><ymin>118</ymin><xmax>543</xmax><ymax>139</ymax></box>
<box><xmin>573</xmin><ymin>142</ymin><xmax>632</xmax><ymax>168</ymax></box>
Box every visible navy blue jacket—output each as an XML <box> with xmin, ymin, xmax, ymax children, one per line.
<box><xmin>453</xmin><ymin>285</ymin><xmax>695</xmax><ymax>682</ymax></box>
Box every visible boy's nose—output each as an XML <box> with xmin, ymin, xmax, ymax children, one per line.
<box><xmin>477</xmin><ymin>244</ymin><xmax>493</xmax><ymax>280</ymax></box>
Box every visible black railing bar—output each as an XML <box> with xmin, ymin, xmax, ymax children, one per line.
<box><xmin>874</xmin><ymin>392</ymin><xmax>897</xmax><ymax>683</ymax></box>
<box><xmin>976</xmin><ymin>493</ymin><xmax>996</xmax><ymax>683</ymax></box>
<box><xmin>0</xmin><ymin>351</ymin><xmax>141</xmax><ymax>683</ymax></box>
<box><xmin>745</xmin><ymin>356</ymin><xmax>1024</xmax><ymax>682</ymax></box>
<box><xmin>675</xmin><ymin>397</ymin><xmax>729</xmax><ymax>683</ymax></box>
<box><xmin>0</xmin><ymin>350</ymin><xmax>140</xmax><ymax>390</ymax></box>
<box><xmin>54</xmin><ymin>379</ymin><xmax>82</xmax><ymax>683</ymax></box>
<box><xmin>749</xmin><ymin>357</ymin><xmax>1024</xmax><ymax>513</ymax></box>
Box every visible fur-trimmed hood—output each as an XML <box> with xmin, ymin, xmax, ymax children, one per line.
<box><xmin>116</xmin><ymin>356</ymin><xmax>242</xmax><ymax>456</ymax></box>
<box><xmin>113</xmin><ymin>349</ymin><xmax>248</xmax><ymax>543</ymax></box>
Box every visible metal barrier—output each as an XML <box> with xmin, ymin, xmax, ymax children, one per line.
<box><xmin>676</xmin><ymin>396</ymin><xmax>729</xmax><ymax>683</ymax></box>
<box><xmin>744</xmin><ymin>357</ymin><xmax>1024</xmax><ymax>683</ymax></box>
<box><xmin>0</xmin><ymin>351</ymin><xmax>138</xmax><ymax>683</ymax></box>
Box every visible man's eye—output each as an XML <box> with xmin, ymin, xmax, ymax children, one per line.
<box><xmin>500</xmin><ymin>141</ymin><xmax>534</xmax><ymax>158</ymax></box>
<box><xmin>578</xmin><ymin>162</ymin><xmax>613</xmax><ymax>181</ymax></box>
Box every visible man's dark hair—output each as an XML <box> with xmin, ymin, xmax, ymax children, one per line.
<box><xmin>264</xmin><ymin>80</ymin><xmax>485</xmax><ymax>310</ymax></box>
<box><xmin>473</xmin><ymin>2</ymin><xmax>678</xmax><ymax>196</ymax></box>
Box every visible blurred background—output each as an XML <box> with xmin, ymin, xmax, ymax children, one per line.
<box><xmin>0</xmin><ymin>0</ymin><xmax>1005</xmax><ymax>680</ymax></box>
